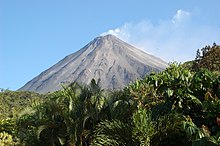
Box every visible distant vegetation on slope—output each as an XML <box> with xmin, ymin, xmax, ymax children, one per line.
<box><xmin>0</xmin><ymin>90</ymin><xmax>44</xmax><ymax>120</ymax></box>
<box><xmin>184</xmin><ymin>43</ymin><xmax>220</xmax><ymax>73</ymax></box>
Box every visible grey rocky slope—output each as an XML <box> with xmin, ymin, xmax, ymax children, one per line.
<box><xmin>19</xmin><ymin>35</ymin><xmax>167</xmax><ymax>93</ymax></box>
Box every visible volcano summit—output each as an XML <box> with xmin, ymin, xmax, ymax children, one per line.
<box><xmin>20</xmin><ymin>35</ymin><xmax>167</xmax><ymax>93</ymax></box>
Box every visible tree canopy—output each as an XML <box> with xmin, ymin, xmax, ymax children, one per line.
<box><xmin>1</xmin><ymin>44</ymin><xmax>220</xmax><ymax>145</ymax></box>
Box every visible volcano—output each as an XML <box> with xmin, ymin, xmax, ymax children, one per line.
<box><xmin>19</xmin><ymin>35</ymin><xmax>167</xmax><ymax>93</ymax></box>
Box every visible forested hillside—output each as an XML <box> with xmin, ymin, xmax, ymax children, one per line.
<box><xmin>0</xmin><ymin>90</ymin><xmax>44</xmax><ymax>120</ymax></box>
<box><xmin>1</xmin><ymin>44</ymin><xmax>220</xmax><ymax>145</ymax></box>
<box><xmin>1</xmin><ymin>62</ymin><xmax>220</xmax><ymax>146</ymax></box>
<box><xmin>185</xmin><ymin>43</ymin><xmax>220</xmax><ymax>73</ymax></box>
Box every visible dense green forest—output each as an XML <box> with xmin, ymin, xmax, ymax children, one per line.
<box><xmin>1</xmin><ymin>44</ymin><xmax>220</xmax><ymax>146</ymax></box>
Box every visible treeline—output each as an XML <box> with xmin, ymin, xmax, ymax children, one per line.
<box><xmin>1</xmin><ymin>63</ymin><xmax>220</xmax><ymax>145</ymax></box>
<box><xmin>1</xmin><ymin>44</ymin><xmax>220</xmax><ymax>146</ymax></box>
<box><xmin>0</xmin><ymin>90</ymin><xmax>44</xmax><ymax>120</ymax></box>
<box><xmin>192</xmin><ymin>43</ymin><xmax>220</xmax><ymax>72</ymax></box>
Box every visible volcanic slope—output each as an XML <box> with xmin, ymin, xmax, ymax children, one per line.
<box><xmin>19</xmin><ymin>35</ymin><xmax>167</xmax><ymax>93</ymax></box>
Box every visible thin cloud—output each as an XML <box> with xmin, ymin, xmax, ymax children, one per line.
<box><xmin>101</xmin><ymin>9</ymin><xmax>219</xmax><ymax>62</ymax></box>
<box><xmin>172</xmin><ymin>9</ymin><xmax>190</xmax><ymax>24</ymax></box>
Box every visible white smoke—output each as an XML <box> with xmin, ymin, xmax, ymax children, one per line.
<box><xmin>172</xmin><ymin>9</ymin><xmax>190</xmax><ymax>24</ymax></box>
<box><xmin>101</xmin><ymin>9</ymin><xmax>219</xmax><ymax>62</ymax></box>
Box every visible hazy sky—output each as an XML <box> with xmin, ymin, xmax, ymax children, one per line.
<box><xmin>1</xmin><ymin>0</ymin><xmax>220</xmax><ymax>90</ymax></box>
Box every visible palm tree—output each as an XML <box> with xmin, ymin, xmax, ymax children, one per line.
<box><xmin>92</xmin><ymin>108</ymin><xmax>154</xmax><ymax>146</ymax></box>
<box><xmin>92</xmin><ymin>120</ymin><xmax>135</xmax><ymax>146</ymax></box>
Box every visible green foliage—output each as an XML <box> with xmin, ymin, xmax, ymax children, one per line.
<box><xmin>1</xmin><ymin>63</ymin><xmax>220</xmax><ymax>145</ymax></box>
<box><xmin>192</xmin><ymin>136</ymin><xmax>220</xmax><ymax>146</ymax></box>
<box><xmin>192</xmin><ymin>44</ymin><xmax>220</xmax><ymax>72</ymax></box>
<box><xmin>0</xmin><ymin>131</ymin><xmax>20</xmax><ymax>146</ymax></box>
<box><xmin>132</xmin><ymin>108</ymin><xmax>154</xmax><ymax>146</ymax></box>
<box><xmin>0</xmin><ymin>119</ymin><xmax>16</xmax><ymax>135</ymax></box>
<box><xmin>92</xmin><ymin>120</ymin><xmax>134</xmax><ymax>146</ymax></box>
<box><xmin>127</xmin><ymin>63</ymin><xmax>220</xmax><ymax>145</ymax></box>
<box><xmin>0</xmin><ymin>90</ymin><xmax>43</xmax><ymax>120</ymax></box>
<box><xmin>181</xmin><ymin>120</ymin><xmax>205</xmax><ymax>141</ymax></box>
<box><xmin>0</xmin><ymin>91</ymin><xmax>43</xmax><ymax>145</ymax></box>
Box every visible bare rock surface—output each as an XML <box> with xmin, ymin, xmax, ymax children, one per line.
<box><xmin>19</xmin><ymin>35</ymin><xmax>167</xmax><ymax>93</ymax></box>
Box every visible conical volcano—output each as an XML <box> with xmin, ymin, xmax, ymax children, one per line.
<box><xmin>19</xmin><ymin>34</ymin><xmax>167</xmax><ymax>93</ymax></box>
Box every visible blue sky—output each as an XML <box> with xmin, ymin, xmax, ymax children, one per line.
<box><xmin>1</xmin><ymin>0</ymin><xmax>220</xmax><ymax>90</ymax></box>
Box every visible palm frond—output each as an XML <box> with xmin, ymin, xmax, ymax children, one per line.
<box><xmin>92</xmin><ymin>120</ymin><xmax>134</xmax><ymax>146</ymax></box>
